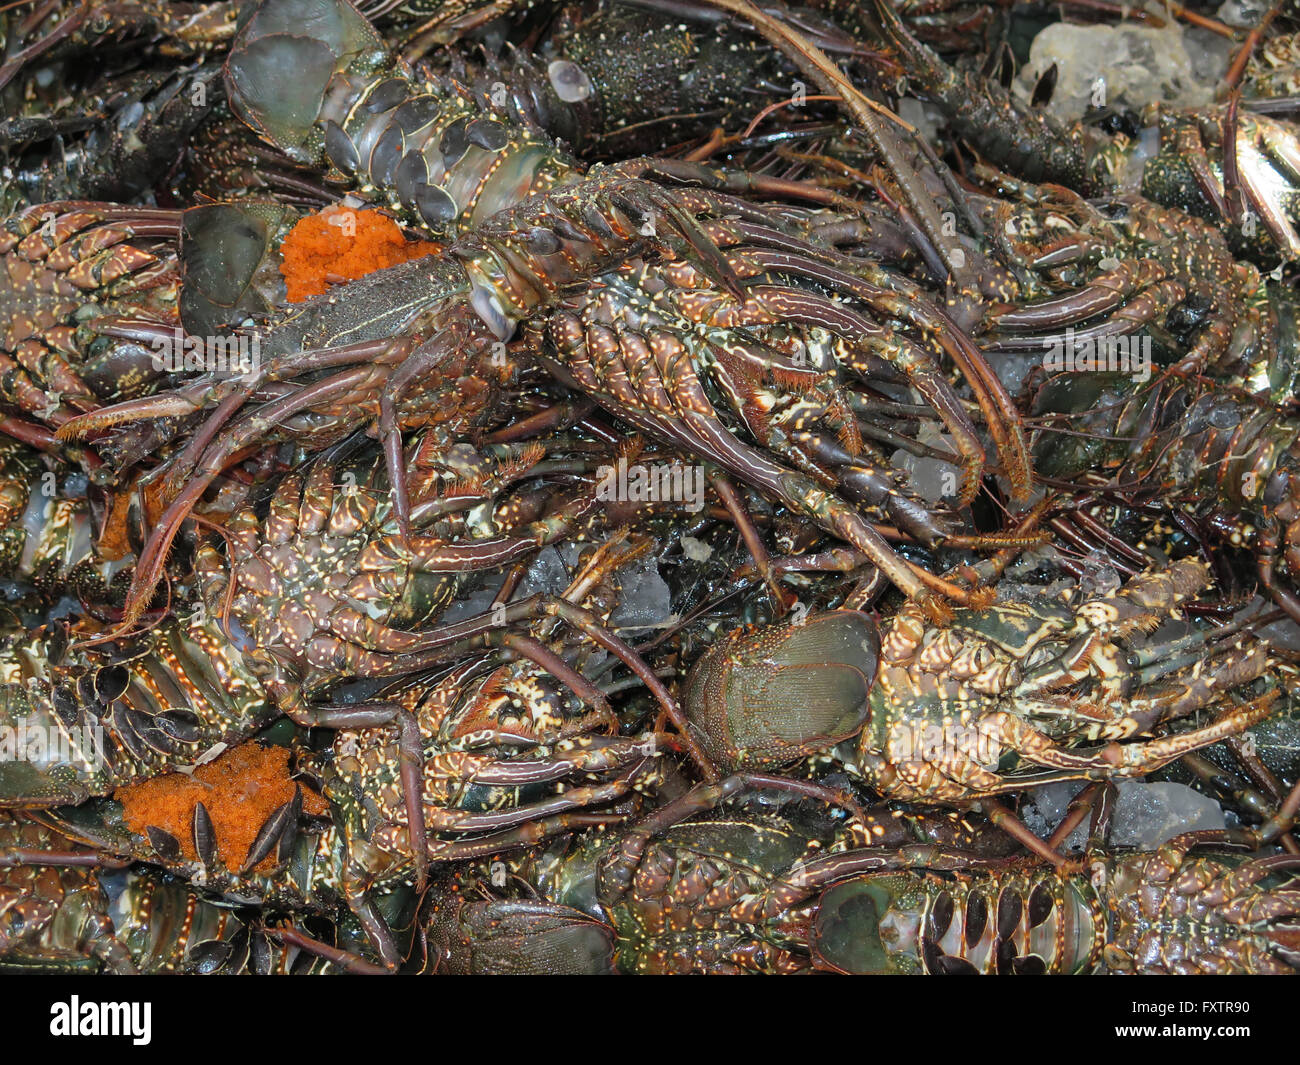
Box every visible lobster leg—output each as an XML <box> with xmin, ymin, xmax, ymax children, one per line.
<box><xmin>1180</xmin><ymin>750</ymin><xmax>1298</xmax><ymax>851</ymax></box>
<box><xmin>345</xmin><ymin>884</ymin><xmax>405</xmax><ymax>972</ymax></box>
<box><xmin>284</xmin><ymin>700</ymin><xmax>428</xmax><ymax>895</ymax></box>
<box><xmin>869</xmin><ymin>0</ymin><xmax>1094</xmax><ymax>191</ymax></box>
<box><xmin>379</xmin><ymin>319</ymin><xmax>490</xmax><ymax>544</ymax></box>
<box><xmin>765</xmin><ymin>260</ymin><xmax>1032</xmax><ymax>502</ymax></box>
<box><xmin>0</xmin><ymin>2</ymin><xmax>91</xmax><ymax>95</ymax></box>
<box><xmin>540</xmin><ymin>308</ymin><xmax>965</xmax><ymax>616</ymax></box>
<box><xmin>989</xmin><ymin>259</ymin><xmax>1171</xmax><ymax>331</ymax></box>
<box><xmin>427</xmin><ymin>738</ymin><xmax>662</xmax><ymax>786</ymax></box>
<box><xmin>81</xmin><ymin>913</ymin><xmax>141</xmax><ymax>977</ymax></box>
<box><xmin>988</xmin><ymin>693</ymin><xmax>1280</xmax><ymax>780</ymax></box>
<box><xmin>1258</xmin><ymin>549</ymin><xmax>1300</xmax><ymax>626</ymax></box>
<box><xmin>531</xmin><ymin>596</ymin><xmax>717</xmax><ymax>780</ymax></box>
<box><xmin>714</xmin><ymin>232</ymin><xmax>1025</xmax><ymax>502</ymax></box>
<box><xmin>123</xmin><ymin>364</ymin><xmax>379</xmax><ymax>627</ymax></box>
<box><xmin>0</xmin><ymin>848</ymin><xmax>128</xmax><ymax>870</ymax></box>
<box><xmin>709</xmin><ymin>471</ymin><xmax>791</xmax><ymax>612</ymax></box>
<box><xmin>422</xmin><ymin>811</ymin><xmax>629</xmax><ymax>863</ymax></box>
<box><xmin>741</xmin><ymin>280</ymin><xmax>987</xmax><ymax>506</ymax></box>
<box><xmin>1044</xmin><ymin>780</ymin><xmax>1108</xmax><ymax>851</ymax></box>
<box><xmin>972</xmin><ymin>798</ymin><xmax>1068</xmax><ymax>869</ymax></box>
<box><xmin>423</xmin><ymin>776</ymin><xmax>647</xmax><ymax>836</ymax></box>
<box><xmin>858</xmin><ymin>692</ymin><xmax>1278</xmax><ymax>802</ymax></box>
<box><xmin>1160</xmin><ymin>775</ymin><xmax>1300</xmax><ymax>855</ymax></box>
<box><xmin>0</xmin><ymin>841</ymin><xmax>139</xmax><ymax>974</ymax></box>
<box><xmin>986</xmin><ymin>281</ymin><xmax>1187</xmax><ymax>355</ymax></box>
<box><xmin>263</xmin><ymin>923</ymin><xmax>388</xmax><ymax>975</ymax></box>
<box><xmin>597</xmin><ymin>772</ymin><xmax>884</xmax><ymax>909</ymax></box>
<box><xmin>1227</xmin><ymin>109</ymin><xmax>1300</xmax><ymax>259</ymax></box>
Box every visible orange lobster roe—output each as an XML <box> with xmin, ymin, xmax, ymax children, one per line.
<box><xmin>278</xmin><ymin>205</ymin><xmax>440</xmax><ymax>302</ymax></box>
<box><xmin>116</xmin><ymin>743</ymin><xmax>327</xmax><ymax>873</ymax></box>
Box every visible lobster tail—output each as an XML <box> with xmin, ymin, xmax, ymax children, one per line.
<box><xmin>225</xmin><ymin>0</ymin><xmax>387</xmax><ymax>163</ymax></box>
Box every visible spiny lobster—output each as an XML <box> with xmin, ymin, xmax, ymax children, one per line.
<box><xmin>0</xmin><ymin>609</ymin><xmax>272</xmax><ymax>806</ymax></box>
<box><xmin>432</xmin><ymin>775</ymin><xmax>1300</xmax><ymax>973</ymax></box>
<box><xmin>61</xmin><ymin>153</ymin><xmax>1028</xmax><ymax>630</ymax></box>
<box><xmin>1031</xmin><ymin>370</ymin><xmax>1300</xmax><ymax>624</ymax></box>
<box><xmin>0</xmin><ymin>199</ymin><xmax>182</xmax><ymax>469</ymax></box>
<box><xmin>874</xmin><ymin>0</ymin><xmax>1300</xmax><ymax>263</ymax></box>
<box><xmin>684</xmin><ymin>557</ymin><xmax>1281</xmax><ymax>800</ymax></box>
<box><xmin>0</xmin><ymin>810</ymin><xmax>401</xmax><ymax>972</ymax></box>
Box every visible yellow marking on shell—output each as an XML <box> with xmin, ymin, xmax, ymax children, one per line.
<box><xmin>1074</xmin><ymin>600</ymin><xmax>1122</xmax><ymax>630</ymax></box>
<box><xmin>969</xmin><ymin>661</ymin><xmax>1019</xmax><ymax>695</ymax></box>
<box><xmin>917</xmin><ymin>630</ymin><xmax>960</xmax><ymax>672</ymax></box>
<box><xmin>947</xmin><ymin>640</ymin><xmax>995</xmax><ymax>680</ymax></box>
<box><xmin>882</xmin><ymin>611</ymin><xmax>926</xmax><ymax>664</ymax></box>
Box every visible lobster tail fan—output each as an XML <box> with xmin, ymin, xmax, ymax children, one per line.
<box><xmin>226</xmin><ymin>0</ymin><xmax>387</xmax><ymax>162</ymax></box>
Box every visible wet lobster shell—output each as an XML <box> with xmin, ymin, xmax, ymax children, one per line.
<box><xmin>0</xmin><ymin>612</ymin><xmax>274</xmax><ymax>806</ymax></box>
<box><xmin>0</xmin><ymin>811</ymin><xmax>391</xmax><ymax>973</ymax></box>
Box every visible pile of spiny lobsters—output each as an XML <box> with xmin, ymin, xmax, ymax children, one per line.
<box><xmin>1</xmin><ymin>0</ymin><xmax>1299</xmax><ymax>974</ymax></box>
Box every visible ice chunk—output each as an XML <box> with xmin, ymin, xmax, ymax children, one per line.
<box><xmin>986</xmin><ymin>352</ymin><xmax>1042</xmax><ymax>398</ymax></box>
<box><xmin>1217</xmin><ymin>0</ymin><xmax>1272</xmax><ymax>29</ymax></box>
<box><xmin>895</xmin><ymin>97</ymin><xmax>945</xmax><ymax>146</ymax></box>
<box><xmin>680</xmin><ymin>535</ymin><xmax>713</xmax><ymax>562</ymax></box>
<box><xmin>1185</xmin><ymin>26</ymin><xmax>1235</xmax><ymax>87</ymax></box>
<box><xmin>1076</xmin><ymin>549</ymin><xmax>1122</xmax><ymax>598</ymax></box>
<box><xmin>1022</xmin><ymin>780</ymin><xmax>1225</xmax><ymax>851</ymax></box>
<box><xmin>438</xmin><ymin>582</ymin><xmax>501</xmax><ymax>624</ymax></box>
<box><xmin>1019</xmin><ymin>781</ymin><xmax>1077</xmax><ymax>840</ymax></box>
<box><xmin>1112</xmin><ymin>781</ymin><xmax>1224</xmax><ymax>846</ymax></box>
<box><xmin>516</xmin><ymin>545</ymin><xmax>571</xmax><ymax>598</ymax></box>
<box><xmin>892</xmin><ymin>427</ymin><xmax>960</xmax><ymax>504</ymax></box>
<box><xmin>1019</xmin><ymin>23</ymin><xmax>1215</xmax><ymax>122</ymax></box>
<box><xmin>611</xmin><ymin>555</ymin><xmax>672</xmax><ymax>631</ymax></box>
